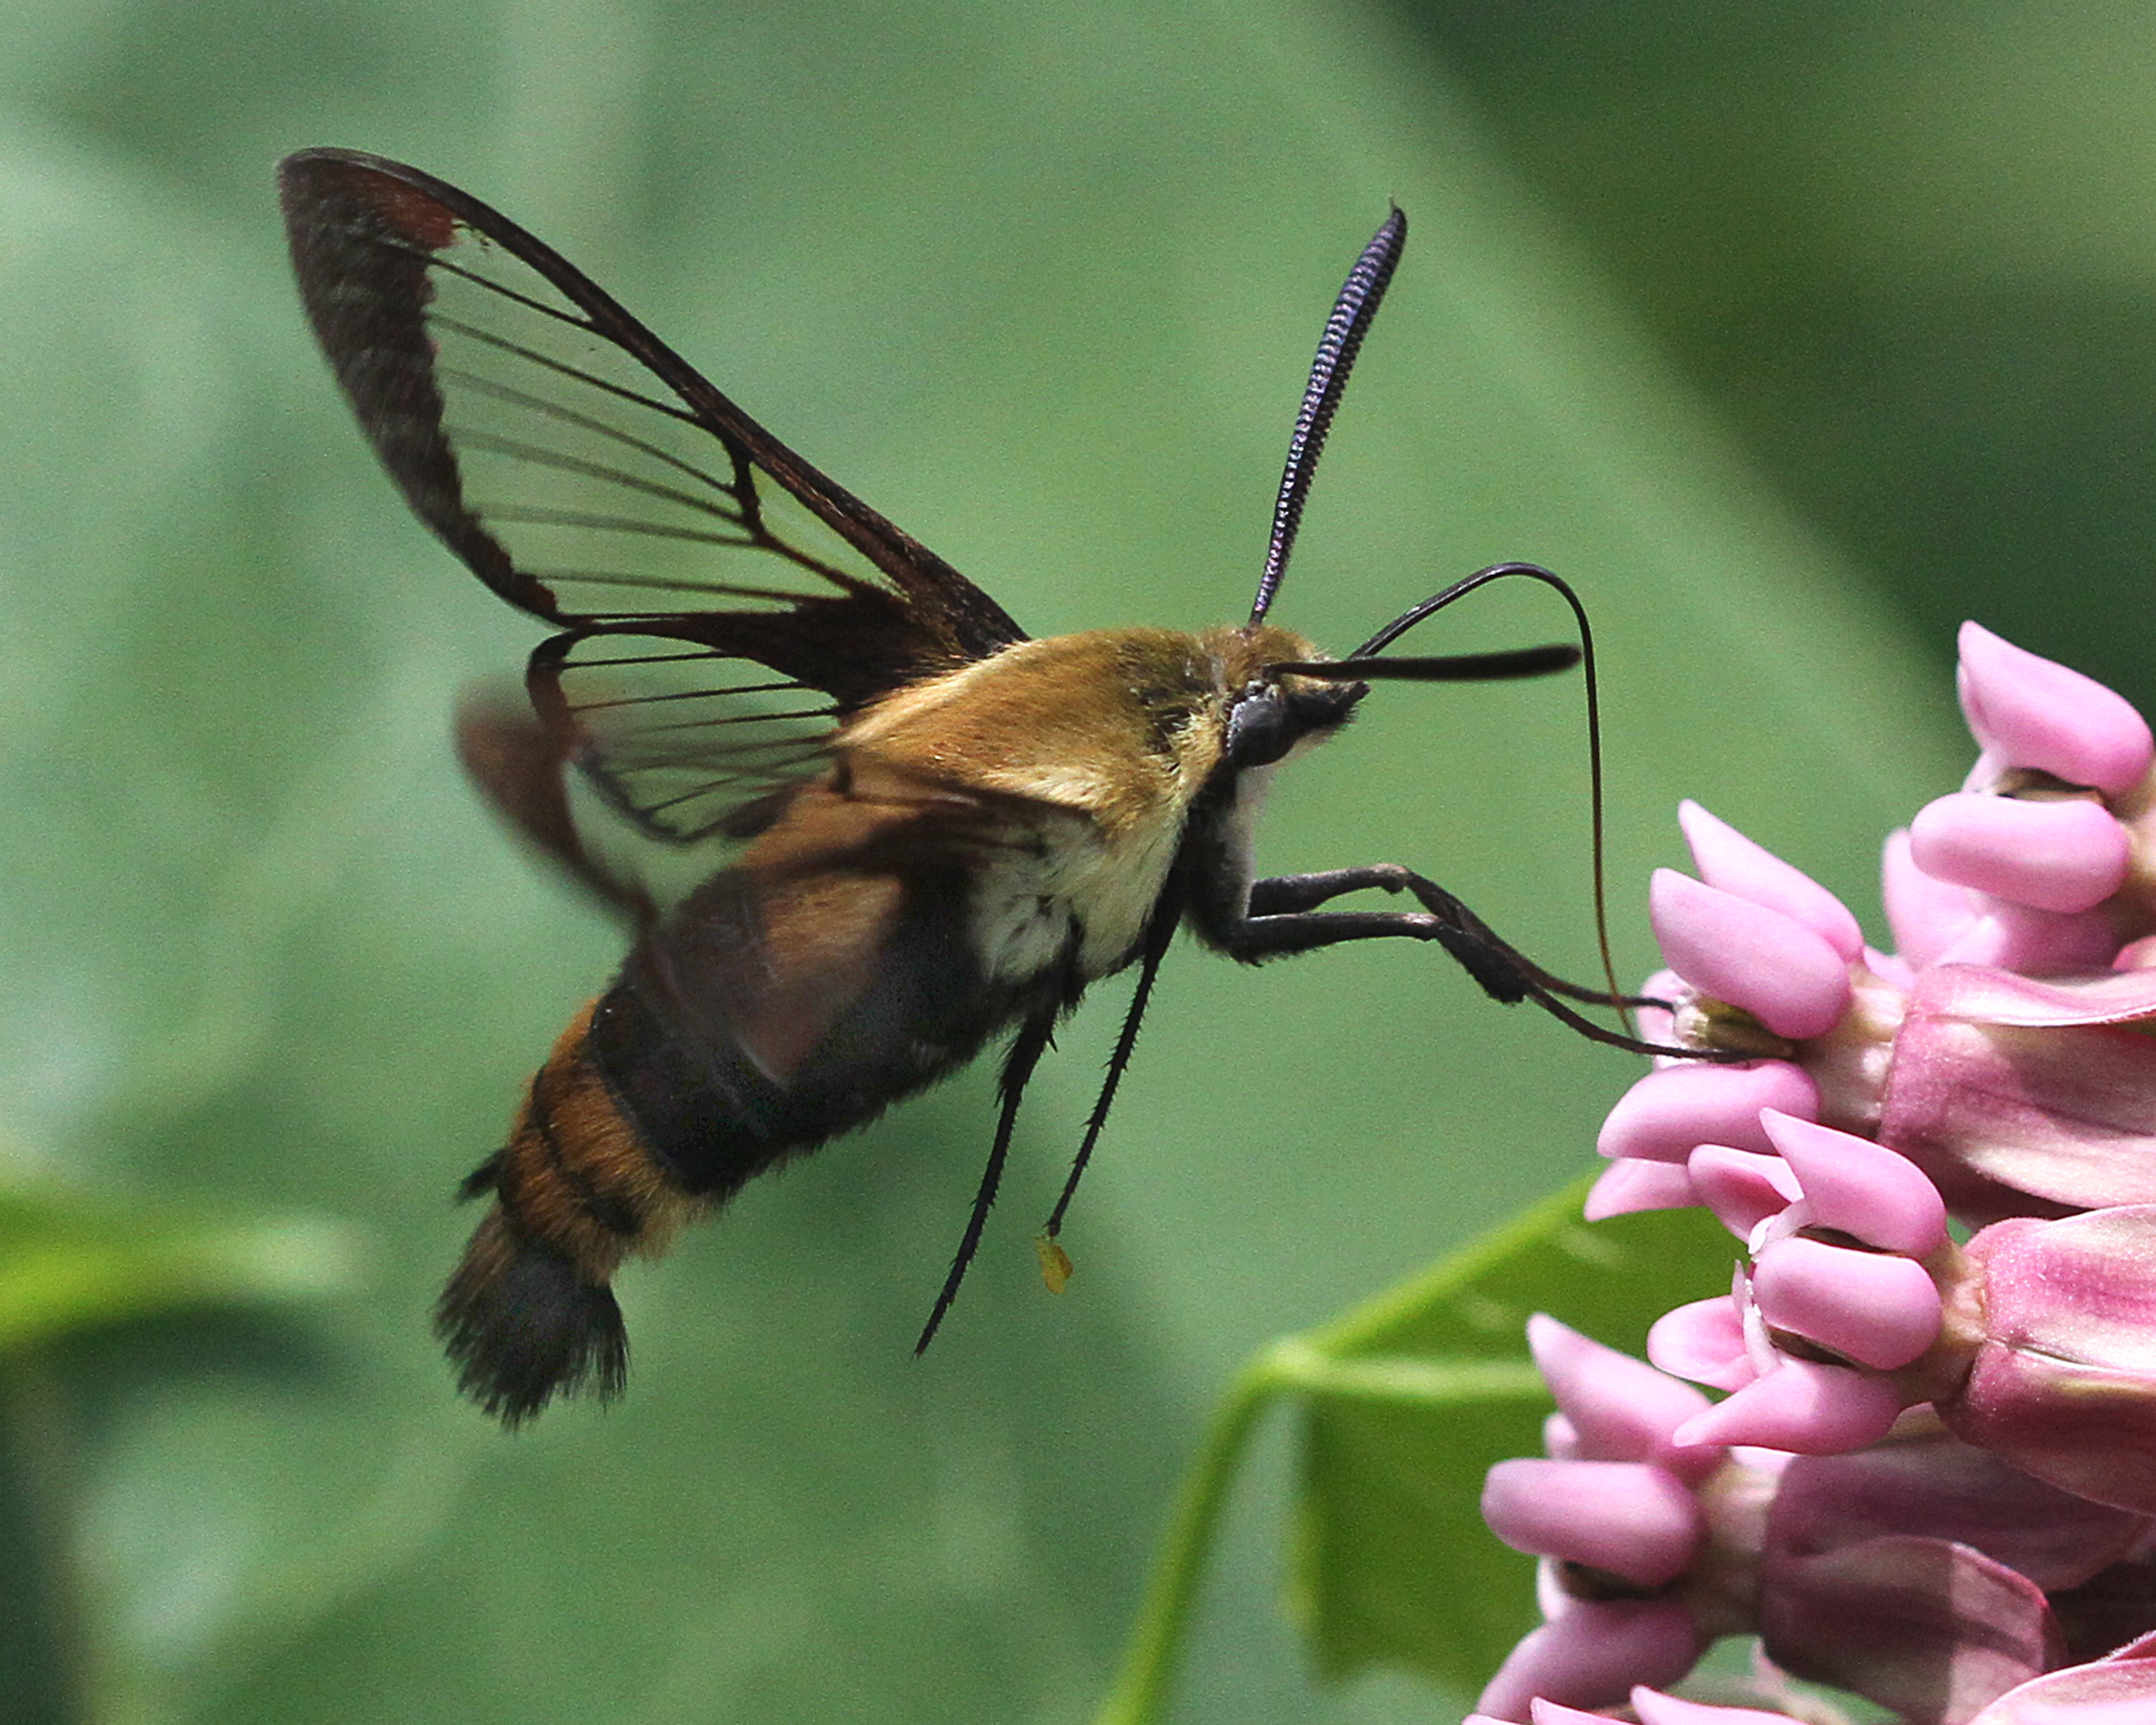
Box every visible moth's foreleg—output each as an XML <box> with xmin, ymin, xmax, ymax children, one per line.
<box><xmin>1245</xmin><ymin>865</ymin><xmax>1651</xmax><ymax>1006</ymax></box>
<box><xmin>1219</xmin><ymin>864</ymin><xmax>1672</xmax><ymax>1055</ymax></box>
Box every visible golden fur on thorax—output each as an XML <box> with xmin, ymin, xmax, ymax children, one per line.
<box><xmin>824</xmin><ymin>623</ymin><xmax>1337</xmax><ymax>985</ymax></box>
<box><xmin>841</xmin><ymin>623</ymin><xmax>1329</xmax><ymax>834</ymax></box>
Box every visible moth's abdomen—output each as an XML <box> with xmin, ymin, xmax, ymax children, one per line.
<box><xmin>436</xmin><ymin>999</ymin><xmax>699</xmax><ymax>1426</ymax></box>
<box><xmin>436</xmin><ymin>842</ymin><xmax>1070</xmax><ymax>1425</ymax></box>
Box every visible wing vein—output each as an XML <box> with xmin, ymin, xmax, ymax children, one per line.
<box><xmin>571</xmin><ymin>679</ymin><xmax>807</xmax><ymax>712</ymax></box>
<box><xmin>433</xmin><ymin>322</ymin><xmax>706</xmax><ymax>431</ymax></box>
<box><xmin>438</xmin><ymin>364</ymin><xmax>740</xmax><ymax>500</ymax></box>
<box><xmin>449</xmin><ymin>428</ymin><xmax>742</xmax><ymax>522</ymax></box>
<box><xmin>483</xmin><ymin>506</ymin><xmax>754</xmax><ymax>547</ymax></box>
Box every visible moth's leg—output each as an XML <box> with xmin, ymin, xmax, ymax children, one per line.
<box><xmin>1041</xmin><ymin>900</ymin><xmax>1179</xmax><ymax>1242</ymax></box>
<box><xmin>1244</xmin><ymin>865</ymin><xmax>1651</xmax><ymax>1008</ymax></box>
<box><xmin>1219</xmin><ymin>866</ymin><xmax>1671</xmax><ymax>1055</ymax></box>
<box><xmin>915</xmin><ymin>1006</ymin><xmax>1057</xmax><ymax>1353</ymax></box>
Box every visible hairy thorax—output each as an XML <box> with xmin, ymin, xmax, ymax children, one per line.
<box><xmin>838</xmin><ymin>622</ymin><xmax>1324</xmax><ymax>983</ymax></box>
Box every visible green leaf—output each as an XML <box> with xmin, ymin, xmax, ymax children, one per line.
<box><xmin>1095</xmin><ymin>1184</ymin><xmax>1735</xmax><ymax>1723</ymax></box>
<box><xmin>0</xmin><ymin>1171</ymin><xmax>351</xmax><ymax>1355</ymax></box>
<box><xmin>1288</xmin><ymin>1184</ymin><xmax>1734</xmax><ymax>1691</ymax></box>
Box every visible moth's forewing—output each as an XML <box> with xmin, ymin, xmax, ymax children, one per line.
<box><xmin>279</xmin><ymin>148</ymin><xmax>1032</xmax><ymax>862</ymax></box>
<box><xmin>277</xmin><ymin>150</ymin><xmax>1022</xmax><ymax>649</ymax></box>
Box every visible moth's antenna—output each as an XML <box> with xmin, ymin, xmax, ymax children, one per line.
<box><xmin>1248</xmin><ymin>207</ymin><xmax>1407</xmax><ymax>630</ymax></box>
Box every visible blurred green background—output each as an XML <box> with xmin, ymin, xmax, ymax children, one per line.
<box><xmin>0</xmin><ymin>1</ymin><xmax>2143</xmax><ymax>1721</ymax></box>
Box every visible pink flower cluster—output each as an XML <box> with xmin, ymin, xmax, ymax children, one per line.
<box><xmin>1479</xmin><ymin>625</ymin><xmax>2156</xmax><ymax>1724</ymax></box>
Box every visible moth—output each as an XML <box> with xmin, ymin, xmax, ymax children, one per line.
<box><xmin>279</xmin><ymin>149</ymin><xmax>1655</xmax><ymax>1425</ymax></box>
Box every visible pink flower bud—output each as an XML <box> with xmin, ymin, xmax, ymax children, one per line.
<box><xmin>1956</xmin><ymin>622</ymin><xmax>2154</xmax><ymax>796</ymax></box>
<box><xmin>1928</xmin><ymin>903</ymin><xmax>2127</xmax><ymax>974</ymax></box>
<box><xmin>1650</xmin><ymin>871</ymin><xmax>1851</xmax><ymax>1041</ymax></box>
<box><xmin>1672</xmin><ymin>1358</ymin><xmax>1904</xmax><ymax>1455</ymax></box>
<box><xmin>1600</xmin><ymin>1061</ymin><xmax>1821</xmax><ymax>1167</ymax></box>
<box><xmin>1528</xmin><ymin>1316</ymin><xmax>1718</xmax><ymax>1478</ymax></box>
<box><xmin>1628</xmin><ymin>1693</ymin><xmax>1796</xmax><ymax>1725</ymax></box>
<box><xmin>1909</xmin><ymin>792</ymin><xmax>2130</xmax><ymax>915</ymax></box>
<box><xmin>1474</xmin><ymin>1600</ymin><xmax>1703</xmax><ymax>1722</ymax></box>
<box><xmin>1751</xmin><ymin>1236</ymin><xmax>1940</xmax><ymax>1370</ymax></box>
<box><xmin>1483</xmin><ymin>1459</ymin><xmax>1703</xmax><ymax>1586</ymax></box>
<box><xmin>1885</xmin><ymin>826</ymin><xmax>1983</xmax><ymax>969</ymax></box>
<box><xmin>1760</xmin><ymin>1110</ymin><xmax>1947</xmax><ymax>1257</ymax></box>
<box><xmin>1679</xmin><ymin>801</ymin><xmax>1865</xmax><ymax>961</ymax></box>
<box><xmin>1648</xmin><ymin>1295</ymin><xmax>1753</xmax><ymax>1393</ymax></box>
<box><xmin>1686</xmin><ymin>1145</ymin><xmax>1801</xmax><ymax>1240</ymax></box>
<box><xmin>1583</xmin><ymin>1157</ymin><xmax>1699</xmax><ymax>1220</ymax></box>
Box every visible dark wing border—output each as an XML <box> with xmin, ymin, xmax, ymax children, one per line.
<box><xmin>277</xmin><ymin>147</ymin><xmax>1026</xmax><ymax>664</ymax></box>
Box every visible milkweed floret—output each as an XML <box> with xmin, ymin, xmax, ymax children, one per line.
<box><xmin>1478</xmin><ymin>626</ymin><xmax>2156</xmax><ymax>1722</ymax></box>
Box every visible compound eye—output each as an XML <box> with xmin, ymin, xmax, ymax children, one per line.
<box><xmin>1225</xmin><ymin>685</ymin><xmax>1297</xmax><ymax>768</ymax></box>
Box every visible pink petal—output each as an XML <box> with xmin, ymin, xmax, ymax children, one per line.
<box><xmin>1761</xmin><ymin>1534</ymin><xmax>2062</xmax><ymax>1724</ymax></box>
<box><xmin>1527</xmin><ymin>1316</ymin><xmax>1716</xmax><ymax>1476</ymax></box>
<box><xmin>1519</xmin><ymin>1706</ymin><xmax>1616</xmax><ymax>1725</ymax></box>
<box><xmin>1910</xmin><ymin>964</ymin><xmax>2156</xmax><ymax>1028</ymax></box>
<box><xmin>1672</xmin><ymin>1359</ymin><xmax>1905</xmax><ymax>1453</ymax></box>
<box><xmin>1647</xmin><ymin>1297</ymin><xmax>1754</xmax><ymax>1392</ymax></box>
<box><xmin>1475</xmin><ymin>1600</ymin><xmax>1703</xmax><ymax>1722</ymax></box>
<box><xmin>1482</xmin><ymin>1458</ymin><xmax>1703</xmax><ymax>1584</ymax></box>
<box><xmin>1999</xmin><ymin>1699</ymin><xmax>2156</xmax><ymax>1725</ymax></box>
<box><xmin>1650</xmin><ymin>871</ymin><xmax>1851</xmax><ymax>1041</ymax></box>
<box><xmin>1634</xmin><ymin>969</ymin><xmax>1681</xmax><ymax>1049</ymax></box>
<box><xmin>1975</xmin><ymin>1208</ymin><xmax>2156</xmax><ymax>1368</ymax></box>
<box><xmin>1598</xmin><ymin>1062</ymin><xmax>1820</xmax><ymax>1164</ymax></box>
<box><xmin>1909</xmin><ymin>793</ymin><xmax>2130</xmax><ymax>915</ymax></box>
<box><xmin>1629</xmin><ymin>1691</ymin><xmax>1795</xmax><ymax>1725</ymax></box>
<box><xmin>1583</xmin><ymin>1158</ymin><xmax>1699</xmax><ymax>1220</ymax></box>
<box><xmin>1751</xmin><ymin>1236</ymin><xmax>1940</xmax><ymax>1369</ymax></box>
<box><xmin>1759</xmin><ymin>1110</ymin><xmax>1948</xmax><ymax>1256</ymax></box>
<box><xmin>1974</xmin><ymin>1655</ymin><xmax>2156</xmax><ymax>1724</ymax></box>
<box><xmin>1948</xmin><ymin>1210</ymin><xmax>2156</xmax><ymax>1514</ymax></box>
<box><xmin>1678</xmin><ymin>801</ymin><xmax>1865</xmax><ymax>961</ymax></box>
<box><xmin>1883</xmin><ymin>991</ymin><xmax>2156</xmax><ymax>1210</ymax></box>
<box><xmin>1884</xmin><ymin>827</ymin><xmax>1983</xmax><ymax>970</ymax></box>
<box><xmin>1953</xmin><ymin>1342</ymin><xmax>2156</xmax><ymax>1517</ymax></box>
<box><xmin>1957</xmin><ymin>621</ymin><xmax>2154</xmax><ymax>795</ymax></box>
<box><xmin>1869</xmin><ymin>944</ymin><xmax>1918</xmax><ymax>990</ymax></box>
<box><xmin>1687</xmin><ymin>1144</ymin><xmax>1802</xmax><ymax>1240</ymax></box>
<box><xmin>1931</xmin><ymin>904</ymin><xmax>2127</xmax><ymax>973</ymax></box>
<box><xmin>1765</xmin><ymin>1436</ymin><xmax>2150</xmax><ymax>1591</ymax></box>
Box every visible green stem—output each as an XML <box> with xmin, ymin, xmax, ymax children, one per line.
<box><xmin>1089</xmin><ymin>1346</ymin><xmax>1296</xmax><ymax>1725</ymax></box>
<box><xmin>1090</xmin><ymin>1335</ymin><xmax>1547</xmax><ymax>1725</ymax></box>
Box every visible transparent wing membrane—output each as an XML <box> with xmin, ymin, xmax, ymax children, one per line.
<box><xmin>280</xmin><ymin>149</ymin><xmax>1029</xmax><ymax>850</ymax></box>
<box><xmin>415</xmin><ymin>251</ymin><xmax>890</xmax><ymax>622</ymax></box>
<box><xmin>537</xmin><ymin>631</ymin><xmax>841</xmax><ymax>842</ymax></box>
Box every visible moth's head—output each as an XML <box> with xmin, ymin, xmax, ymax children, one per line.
<box><xmin>1209</xmin><ymin>624</ymin><xmax>1367</xmax><ymax>773</ymax></box>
